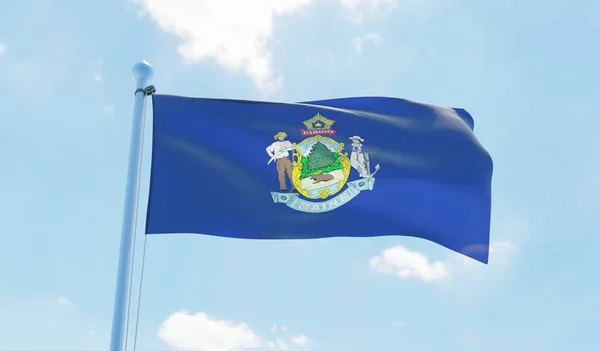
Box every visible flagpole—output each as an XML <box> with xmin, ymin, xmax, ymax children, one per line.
<box><xmin>109</xmin><ymin>61</ymin><xmax>154</xmax><ymax>351</ymax></box>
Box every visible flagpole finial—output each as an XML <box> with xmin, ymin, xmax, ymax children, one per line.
<box><xmin>132</xmin><ymin>60</ymin><xmax>153</xmax><ymax>83</ymax></box>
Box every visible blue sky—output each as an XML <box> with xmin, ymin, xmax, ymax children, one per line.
<box><xmin>1</xmin><ymin>0</ymin><xmax>599</xmax><ymax>350</ymax></box>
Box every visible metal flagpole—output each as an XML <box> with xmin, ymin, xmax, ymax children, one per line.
<box><xmin>109</xmin><ymin>61</ymin><xmax>154</xmax><ymax>351</ymax></box>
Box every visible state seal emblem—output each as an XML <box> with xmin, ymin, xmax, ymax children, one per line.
<box><xmin>266</xmin><ymin>113</ymin><xmax>380</xmax><ymax>213</ymax></box>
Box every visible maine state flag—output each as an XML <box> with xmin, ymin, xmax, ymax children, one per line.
<box><xmin>146</xmin><ymin>95</ymin><xmax>493</xmax><ymax>263</ymax></box>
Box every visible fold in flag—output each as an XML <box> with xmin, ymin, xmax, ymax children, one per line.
<box><xmin>146</xmin><ymin>95</ymin><xmax>493</xmax><ymax>263</ymax></box>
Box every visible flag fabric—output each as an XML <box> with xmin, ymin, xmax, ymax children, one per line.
<box><xmin>145</xmin><ymin>95</ymin><xmax>493</xmax><ymax>263</ymax></box>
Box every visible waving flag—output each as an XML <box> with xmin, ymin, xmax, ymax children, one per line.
<box><xmin>145</xmin><ymin>95</ymin><xmax>493</xmax><ymax>263</ymax></box>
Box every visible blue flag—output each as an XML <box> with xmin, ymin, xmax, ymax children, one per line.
<box><xmin>146</xmin><ymin>95</ymin><xmax>493</xmax><ymax>263</ymax></box>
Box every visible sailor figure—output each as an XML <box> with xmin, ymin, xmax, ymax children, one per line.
<box><xmin>350</xmin><ymin>135</ymin><xmax>364</xmax><ymax>152</ymax></box>
<box><xmin>349</xmin><ymin>136</ymin><xmax>380</xmax><ymax>178</ymax></box>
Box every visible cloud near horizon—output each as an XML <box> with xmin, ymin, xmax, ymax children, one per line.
<box><xmin>158</xmin><ymin>311</ymin><xmax>311</xmax><ymax>351</ymax></box>
<box><xmin>369</xmin><ymin>245</ymin><xmax>448</xmax><ymax>282</ymax></box>
<box><xmin>352</xmin><ymin>32</ymin><xmax>383</xmax><ymax>54</ymax></box>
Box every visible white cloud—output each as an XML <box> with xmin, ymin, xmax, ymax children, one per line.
<box><xmin>340</xmin><ymin>0</ymin><xmax>397</xmax><ymax>23</ymax></box>
<box><xmin>291</xmin><ymin>335</ymin><xmax>308</xmax><ymax>345</ymax></box>
<box><xmin>133</xmin><ymin>0</ymin><xmax>404</xmax><ymax>92</ymax></box>
<box><xmin>369</xmin><ymin>246</ymin><xmax>447</xmax><ymax>282</ymax></box>
<box><xmin>436</xmin><ymin>240</ymin><xmax>519</xmax><ymax>297</ymax></box>
<box><xmin>159</xmin><ymin>314</ymin><xmax>312</xmax><ymax>351</ymax></box>
<box><xmin>339</xmin><ymin>0</ymin><xmax>395</xmax><ymax>9</ymax></box>
<box><xmin>352</xmin><ymin>32</ymin><xmax>383</xmax><ymax>54</ymax></box>
<box><xmin>449</xmin><ymin>216</ymin><xmax>527</xmax><ymax>275</ymax></box>
<box><xmin>275</xmin><ymin>338</ymin><xmax>288</xmax><ymax>350</ymax></box>
<box><xmin>370</xmin><ymin>240</ymin><xmax>519</xmax><ymax>287</ymax></box>
<box><xmin>0</xmin><ymin>44</ymin><xmax>5</xmax><ymax>55</ymax></box>
<box><xmin>453</xmin><ymin>241</ymin><xmax>518</xmax><ymax>268</ymax></box>
<box><xmin>158</xmin><ymin>311</ymin><xmax>262</xmax><ymax>351</ymax></box>
<box><xmin>489</xmin><ymin>241</ymin><xmax>518</xmax><ymax>266</ymax></box>
<box><xmin>133</xmin><ymin>0</ymin><xmax>317</xmax><ymax>93</ymax></box>
<box><xmin>55</xmin><ymin>296</ymin><xmax>70</xmax><ymax>305</ymax></box>
<box><xmin>489</xmin><ymin>241</ymin><xmax>514</xmax><ymax>253</ymax></box>
<box><xmin>92</xmin><ymin>60</ymin><xmax>103</xmax><ymax>82</ymax></box>
<box><xmin>281</xmin><ymin>326</ymin><xmax>288</xmax><ymax>332</ymax></box>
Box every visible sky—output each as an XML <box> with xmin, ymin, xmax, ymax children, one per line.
<box><xmin>1</xmin><ymin>0</ymin><xmax>599</xmax><ymax>350</ymax></box>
